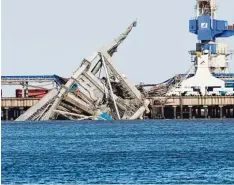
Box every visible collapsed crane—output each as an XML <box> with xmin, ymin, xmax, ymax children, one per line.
<box><xmin>16</xmin><ymin>21</ymin><xmax>150</xmax><ymax>121</ymax></box>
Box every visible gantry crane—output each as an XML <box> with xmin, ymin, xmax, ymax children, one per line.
<box><xmin>16</xmin><ymin>21</ymin><xmax>150</xmax><ymax>121</ymax></box>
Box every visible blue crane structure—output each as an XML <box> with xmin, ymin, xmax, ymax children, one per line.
<box><xmin>189</xmin><ymin>0</ymin><xmax>234</xmax><ymax>43</ymax></box>
<box><xmin>188</xmin><ymin>0</ymin><xmax>234</xmax><ymax>86</ymax></box>
<box><xmin>161</xmin><ymin>0</ymin><xmax>234</xmax><ymax>97</ymax></box>
<box><xmin>189</xmin><ymin>0</ymin><xmax>234</xmax><ymax>74</ymax></box>
<box><xmin>190</xmin><ymin>16</ymin><xmax>234</xmax><ymax>41</ymax></box>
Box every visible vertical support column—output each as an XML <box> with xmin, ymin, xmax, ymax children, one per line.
<box><xmin>173</xmin><ymin>106</ymin><xmax>177</xmax><ymax>119</ymax></box>
<box><xmin>15</xmin><ymin>109</ymin><xmax>19</xmax><ymax>118</ymax></box>
<box><xmin>180</xmin><ymin>97</ymin><xmax>183</xmax><ymax>119</ymax></box>
<box><xmin>211</xmin><ymin>107</ymin><xmax>214</xmax><ymax>118</ymax></box>
<box><xmin>19</xmin><ymin>107</ymin><xmax>24</xmax><ymax>116</ymax></box>
<box><xmin>198</xmin><ymin>107</ymin><xmax>201</xmax><ymax>118</ymax></box>
<box><xmin>1</xmin><ymin>109</ymin><xmax>3</xmax><ymax>120</ymax></box>
<box><xmin>233</xmin><ymin>106</ymin><xmax>234</xmax><ymax>118</ymax></box>
<box><xmin>189</xmin><ymin>106</ymin><xmax>192</xmax><ymax>119</ymax></box>
<box><xmin>152</xmin><ymin>105</ymin><xmax>158</xmax><ymax>119</ymax></box>
<box><xmin>161</xmin><ymin>106</ymin><xmax>165</xmax><ymax>119</ymax></box>
<box><xmin>216</xmin><ymin>107</ymin><xmax>219</xmax><ymax>118</ymax></box>
<box><xmin>204</xmin><ymin>106</ymin><xmax>208</xmax><ymax>119</ymax></box>
<box><xmin>219</xmin><ymin>106</ymin><xmax>223</xmax><ymax>119</ymax></box>
<box><xmin>223</xmin><ymin>106</ymin><xmax>226</xmax><ymax>119</ymax></box>
<box><xmin>151</xmin><ymin>106</ymin><xmax>157</xmax><ymax>119</ymax></box>
<box><xmin>227</xmin><ymin>107</ymin><xmax>231</xmax><ymax>118</ymax></box>
<box><xmin>208</xmin><ymin>106</ymin><xmax>212</xmax><ymax>119</ymax></box>
<box><xmin>192</xmin><ymin>107</ymin><xmax>196</xmax><ymax>119</ymax></box>
<box><xmin>5</xmin><ymin>108</ymin><xmax>9</xmax><ymax>121</ymax></box>
<box><xmin>13</xmin><ymin>109</ymin><xmax>16</xmax><ymax>119</ymax></box>
<box><xmin>213</xmin><ymin>107</ymin><xmax>216</xmax><ymax>118</ymax></box>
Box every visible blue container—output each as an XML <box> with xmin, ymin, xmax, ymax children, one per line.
<box><xmin>98</xmin><ymin>112</ymin><xmax>112</xmax><ymax>120</ymax></box>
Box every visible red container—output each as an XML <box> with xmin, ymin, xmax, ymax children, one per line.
<box><xmin>16</xmin><ymin>89</ymin><xmax>49</xmax><ymax>98</ymax></box>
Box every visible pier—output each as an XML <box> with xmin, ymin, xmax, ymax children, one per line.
<box><xmin>1</xmin><ymin>98</ymin><xmax>40</xmax><ymax>120</ymax></box>
<box><xmin>1</xmin><ymin>96</ymin><xmax>234</xmax><ymax>120</ymax></box>
<box><xmin>151</xmin><ymin>96</ymin><xmax>234</xmax><ymax>119</ymax></box>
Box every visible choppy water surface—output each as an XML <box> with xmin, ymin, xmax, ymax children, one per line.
<box><xmin>2</xmin><ymin>120</ymin><xmax>234</xmax><ymax>184</ymax></box>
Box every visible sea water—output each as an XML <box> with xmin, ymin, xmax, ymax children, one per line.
<box><xmin>1</xmin><ymin>120</ymin><xmax>234</xmax><ymax>184</ymax></box>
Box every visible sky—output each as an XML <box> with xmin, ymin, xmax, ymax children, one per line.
<box><xmin>2</xmin><ymin>0</ymin><xmax>234</xmax><ymax>96</ymax></box>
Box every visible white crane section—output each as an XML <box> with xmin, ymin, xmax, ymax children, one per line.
<box><xmin>16</xmin><ymin>21</ymin><xmax>150</xmax><ymax>121</ymax></box>
<box><xmin>180</xmin><ymin>52</ymin><xmax>225</xmax><ymax>95</ymax></box>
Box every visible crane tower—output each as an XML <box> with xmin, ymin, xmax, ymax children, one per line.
<box><xmin>190</xmin><ymin>0</ymin><xmax>234</xmax><ymax>73</ymax></box>
<box><xmin>167</xmin><ymin>0</ymin><xmax>234</xmax><ymax>96</ymax></box>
